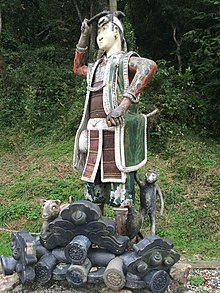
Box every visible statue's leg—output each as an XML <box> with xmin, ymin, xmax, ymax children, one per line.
<box><xmin>108</xmin><ymin>172</ymin><xmax>135</xmax><ymax>207</ymax></box>
<box><xmin>108</xmin><ymin>173</ymin><xmax>136</xmax><ymax>236</ymax></box>
<box><xmin>149</xmin><ymin>210</ymin><xmax>156</xmax><ymax>235</ymax></box>
<box><xmin>84</xmin><ymin>180</ymin><xmax>108</xmax><ymax>199</ymax></box>
<box><xmin>84</xmin><ymin>169</ymin><xmax>110</xmax><ymax>214</ymax></box>
<box><xmin>124</xmin><ymin>172</ymin><xmax>136</xmax><ymax>203</ymax></box>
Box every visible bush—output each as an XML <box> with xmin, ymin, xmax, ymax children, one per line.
<box><xmin>0</xmin><ymin>45</ymin><xmax>218</xmax><ymax>146</ymax></box>
<box><xmin>0</xmin><ymin>31</ymin><xmax>19</xmax><ymax>51</ymax></box>
<box><xmin>0</xmin><ymin>45</ymin><xmax>86</xmax><ymax>137</ymax></box>
<box><xmin>141</xmin><ymin>59</ymin><xmax>219</xmax><ymax>136</ymax></box>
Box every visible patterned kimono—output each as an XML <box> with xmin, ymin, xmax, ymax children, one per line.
<box><xmin>73</xmin><ymin>49</ymin><xmax>157</xmax><ymax>206</ymax></box>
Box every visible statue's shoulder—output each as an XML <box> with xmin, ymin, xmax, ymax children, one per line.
<box><xmin>125</xmin><ymin>51</ymin><xmax>140</xmax><ymax>58</ymax></box>
<box><xmin>119</xmin><ymin>51</ymin><xmax>140</xmax><ymax>65</ymax></box>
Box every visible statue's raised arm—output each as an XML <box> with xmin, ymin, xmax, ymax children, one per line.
<box><xmin>73</xmin><ymin>18</ymin><xmax>90</xmax><ymax>76</ymax></box>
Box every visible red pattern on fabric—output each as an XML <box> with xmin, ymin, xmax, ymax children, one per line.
<box><xmin>136</xmin><ymin>63</ymin><xmax>157</xmax><ymax>95</ymax></box>
<box><xmin>83</xmin><ymin>131</ymin><xmax>99</xmax><ymax>178</ymax></box>
<box><xmin>103</xmin><ymin>131</ymin><xmax>121</xmax><ymax>179</ymax></box>
<box><xmin>73</xmin><ymin>51</ymin><xmax>87</xmax><ymax>77</ymax></box>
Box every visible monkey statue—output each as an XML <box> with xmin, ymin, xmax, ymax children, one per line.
<box><xmin>134</xmin><ymin>170</ymin><xmax>164</xmax><ymax>234</ymax></box>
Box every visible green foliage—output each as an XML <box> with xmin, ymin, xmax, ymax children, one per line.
<box><xmin>189</xmin><ymin>276</ymin><xmax>204</xmax><ymax>286</ymax></box>
<box><xmin>0</xmin><ymin>45</ymin><xmax>86</xmax><ymax>137</ymax></box>
<box><xmin>140</xmin><ymin>60</ymin><xmax>210</xmax><ymax>146</ymax></box>
<box><xmin>125</xmin><ymin>0</ymin><xmax>220</xmax><ymax>133</ymax></box>
<box><xmin>182</xmin><ymin>21</ymin><xmax>220</xmax><ymax>130</ymax></box>
<box><xmin>123</xmin><ymin>4</ymin><xmax>138</xmax><ymax>51</ymax></box>
<box><xmin>148</xmin><ymin>61</ymin><xmax>197</xmax><ymax>124</ymax></box>
<box><xmin>1</xmin><ymin>0</ymin><xmax>81</xmax><ymax>46</ymax></box>
<box><xmin>0</xmin><ymin>200</ymin><xmax>30</xmax><ymax>224</ymax></box>
<box><xmin>165</xmin><ymin>184</ymin><xmax>185</xmax><ymax>205</ymax></box>
<box><xmin>0</xmin><ymin>31</ymin><xmax>19</xmax><ymax>51</ymax></box>
<box><xmin>0</xmin><ymin>232</ymin><xmax>11</xmax><ymax>256</ymax></box>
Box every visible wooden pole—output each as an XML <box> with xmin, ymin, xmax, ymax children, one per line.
<box><xmin>109</xmin><ymin>0</ymin><xmax>117</xmax><ymax>12</ymax></box>
<box><xmin>89</xmin><ymin>0</ymin><xmax>96</xmax><ymax>57</ymax></box>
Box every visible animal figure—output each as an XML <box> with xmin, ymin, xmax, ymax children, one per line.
<box><xmin>40</xmin><ymin>196</ymin><xmax>74</xmax><ymax>233</ymax></box>
<box><xmin>120</xmin><ymin>199</ymin><xmax>143</xmax><ymax>240</ymax></box>
<box><xmin>134</xmin><ymin>170</ymin><xmax>164</xmax><ymax>235</ymax></box>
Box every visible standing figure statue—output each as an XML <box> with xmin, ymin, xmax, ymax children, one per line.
<box><xmin>73</xmin><ymin>11</ymin><xmax>157</xmax><ymax>208</ymax></box>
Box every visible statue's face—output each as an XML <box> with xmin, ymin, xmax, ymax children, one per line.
<box><xmin>97</xmin><ymin>22</ymin><xmax>117</xmax><ymax>52</ymax></box>
<box><xmin>145</xmin><ymin>171</ymin><xmax>158</xmax><ymax>183</ymax></box>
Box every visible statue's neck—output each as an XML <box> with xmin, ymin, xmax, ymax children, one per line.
<box><xmin>106</xmin><ymin>42</ymin><xmax>122</xmax><ymax>58</ymax></box>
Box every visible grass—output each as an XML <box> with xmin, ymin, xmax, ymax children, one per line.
<box><xmin>0</xmin><ymin>127</ymin><xmax>219</xmax><ymax>261</ymax></box>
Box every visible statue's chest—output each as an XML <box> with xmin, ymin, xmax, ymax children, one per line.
<box><xmin>93</xmin><ymin>61</ymin><xmax>107</xmax><ymax>83</ymax></box>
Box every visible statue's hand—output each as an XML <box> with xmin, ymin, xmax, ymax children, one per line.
<box><xmin>106</xmin><ymin>105</ymin><xmax>126</xmax><ymax>126</ymax></box>
<box><xmin>81</xmin><ymin>19</ymin><xmax>90</xmax><ymax>36</ymax></box>
<box><xmin>77</xmin><ymin>19</ymin><xmax>90</xmax><ymax>50</ymax></box>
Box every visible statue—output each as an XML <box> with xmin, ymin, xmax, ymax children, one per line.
<box><xmin>73</xmin><ymin>11</ymin><xmax>157</xmax><ymax>208</ymax></box>
<box><xmin>135</xmin><ymin>170</ymin><xmax>164</xmax><ymax>234</ymax></box>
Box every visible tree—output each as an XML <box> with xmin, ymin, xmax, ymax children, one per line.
<box><xmin>0</xmin><ymin>6</ymin><xmax>2</xmax><ymax>33</ymax></box>
<box><xmin>99</xmin><ymin>0</ymin><xmax>109</xmax><ymax>10</ymax></box>
<box><xmin>0</xmin><ymin>1</ymin><xmax>6</xmax><ymax>77</ymax></box>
